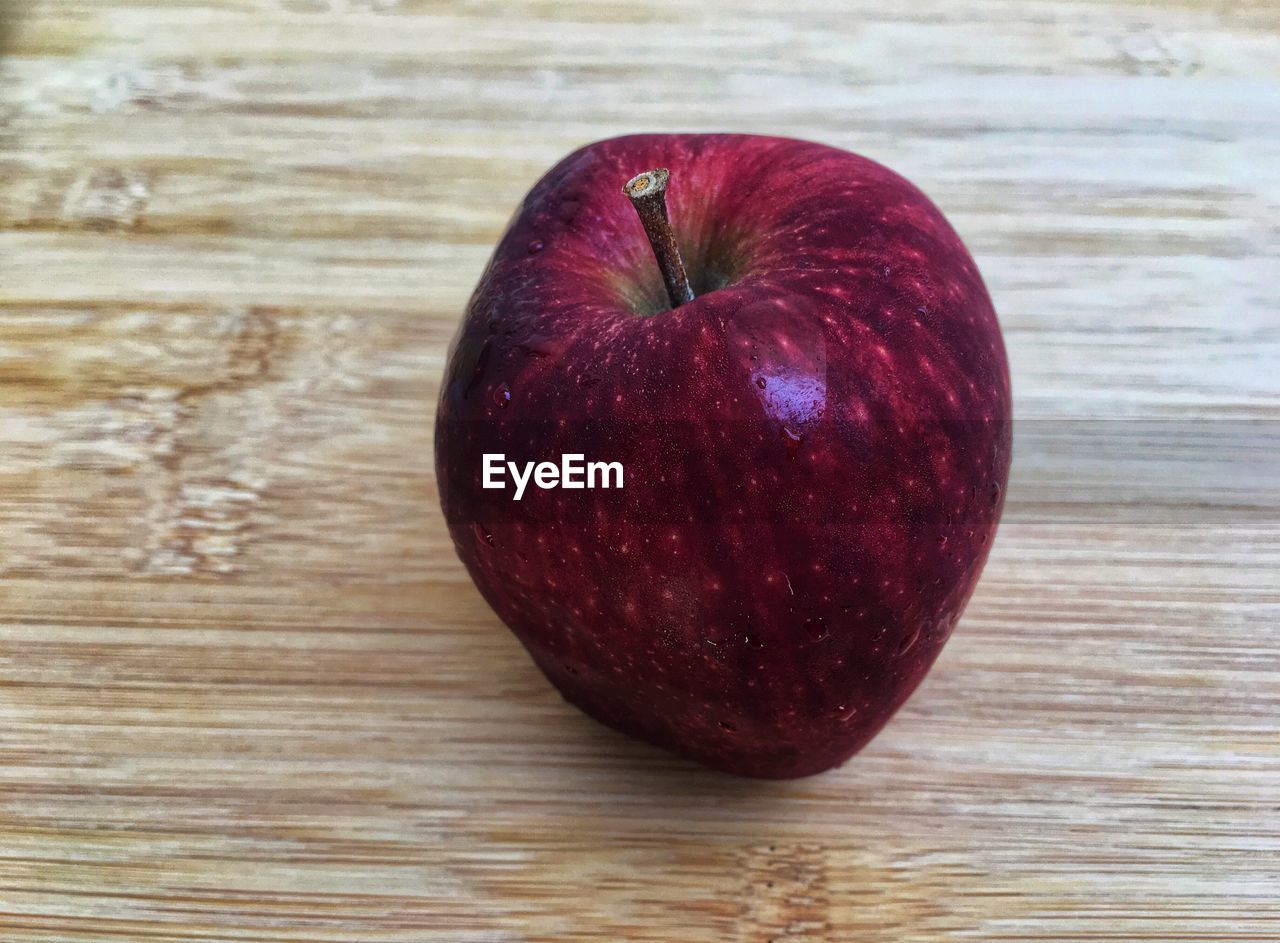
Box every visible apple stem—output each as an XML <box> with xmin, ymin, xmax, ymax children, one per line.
<box><xmin>622</xmin><ymin>168</ymin><xmax>695</xmax><ymax>308</ymax></box>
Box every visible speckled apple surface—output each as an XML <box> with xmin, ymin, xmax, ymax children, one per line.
<box><xmin>436</xmin><ymin>134</ymin><xmax>1011</xmax><ymax>778</ymax></box>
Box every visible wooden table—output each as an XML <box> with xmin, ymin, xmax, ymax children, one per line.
<box><xmin>1</xmin><ymin>1</ymin><xmax>1277</xmax><ymax>940</ymax></box>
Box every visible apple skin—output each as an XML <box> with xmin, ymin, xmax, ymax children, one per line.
<box><xmin>436</xmin><ymin>134</ymin><xmax>1011</xmax><ymax>778</ymax></box>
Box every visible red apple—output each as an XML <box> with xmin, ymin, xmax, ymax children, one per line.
<box><xmin>436</xmin><ymin>134</ymin><xmax>1011</xmax><ymax>778</ymax></box>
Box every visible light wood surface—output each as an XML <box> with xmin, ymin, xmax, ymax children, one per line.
<box><xmin>1</xmin><ymin>1</ymin><xmax>1278</xmax><ymax>940</ymax></box>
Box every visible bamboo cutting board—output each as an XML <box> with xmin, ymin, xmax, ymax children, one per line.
<box><xmin>1</xmin><ymin>1</ymin><xmax>1278</xmax><ymax>940</ymax></box>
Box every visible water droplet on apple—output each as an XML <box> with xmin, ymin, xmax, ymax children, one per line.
<box><xmin>472</xmin><ymin>522</ymin><xmax>495</xmax><ymax>548</ymax></box>
<box><xmin>803</xmin><ymin>617</ymin><xmax>828</xmax><ymax>642</ymax></box>
<box><xmin>937</xmin><ymin>534</ymin><xmax>948</xmax><ymax>547</ymax></box>
<box><xmin>755</xmin><ymin>376</ymin><xmax>767</xmax><ymax>389</ymax></box>
<box><xmin>718</xmin><ymin>720</ymin><xmax>737</xmax><ymax>732</ymax></box>
<box><xmin>744</xmin><ymin>633</ymin><xmax>764</xmax><ymax>649</ymax></box>
<box><xmin>557</xmin><ymin>198</ymin><xmax>581</xmax><ymax>224</ymax></box>
<box><xmin>897</xmin><ymin>625</ymin><xmax>921</xmax><ymax>655</ymax></box>
<box><xmin>514</xmin><ymin>330</ymin><xmax>563</xmax><ymax>358</ymax></box>
<box><xmin>461</xmin><ymin>337</ymin><xmax>493</xmax><ymax>400</ymax></box>
<box><xmin>493</xmin><ymin>383</ymin><xmax>511</xmax><ymax>408</ymax></box>
<box><xmin>989</xmin><ymin>482</ymin><xmax>1001</xmax><ymax>506</ymax></box>
<box><xmin>780</xmin><ymin>426</ymin><xmax>802</xmax><ymax>459</ymax></box>
<box><xmin>834</xmin><ymin>704</ymin><xmax>857</xmax><ymax>722</ymax></box>
<box><xmin>527</xmin><ymin>239</ymin><xmax>545</xmax><ymax>254</ymax></box>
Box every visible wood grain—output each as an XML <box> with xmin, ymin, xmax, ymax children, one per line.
<box><xmin>1</xmin><ymin>0</ymin><xmax>1277</xmax><ymax>940</ymax></box>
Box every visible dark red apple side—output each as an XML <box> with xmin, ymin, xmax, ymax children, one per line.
<box><xmin>436</xmin><ymin>134</ymin><xmax>1011</xmax><ymax>778</ymax></box>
